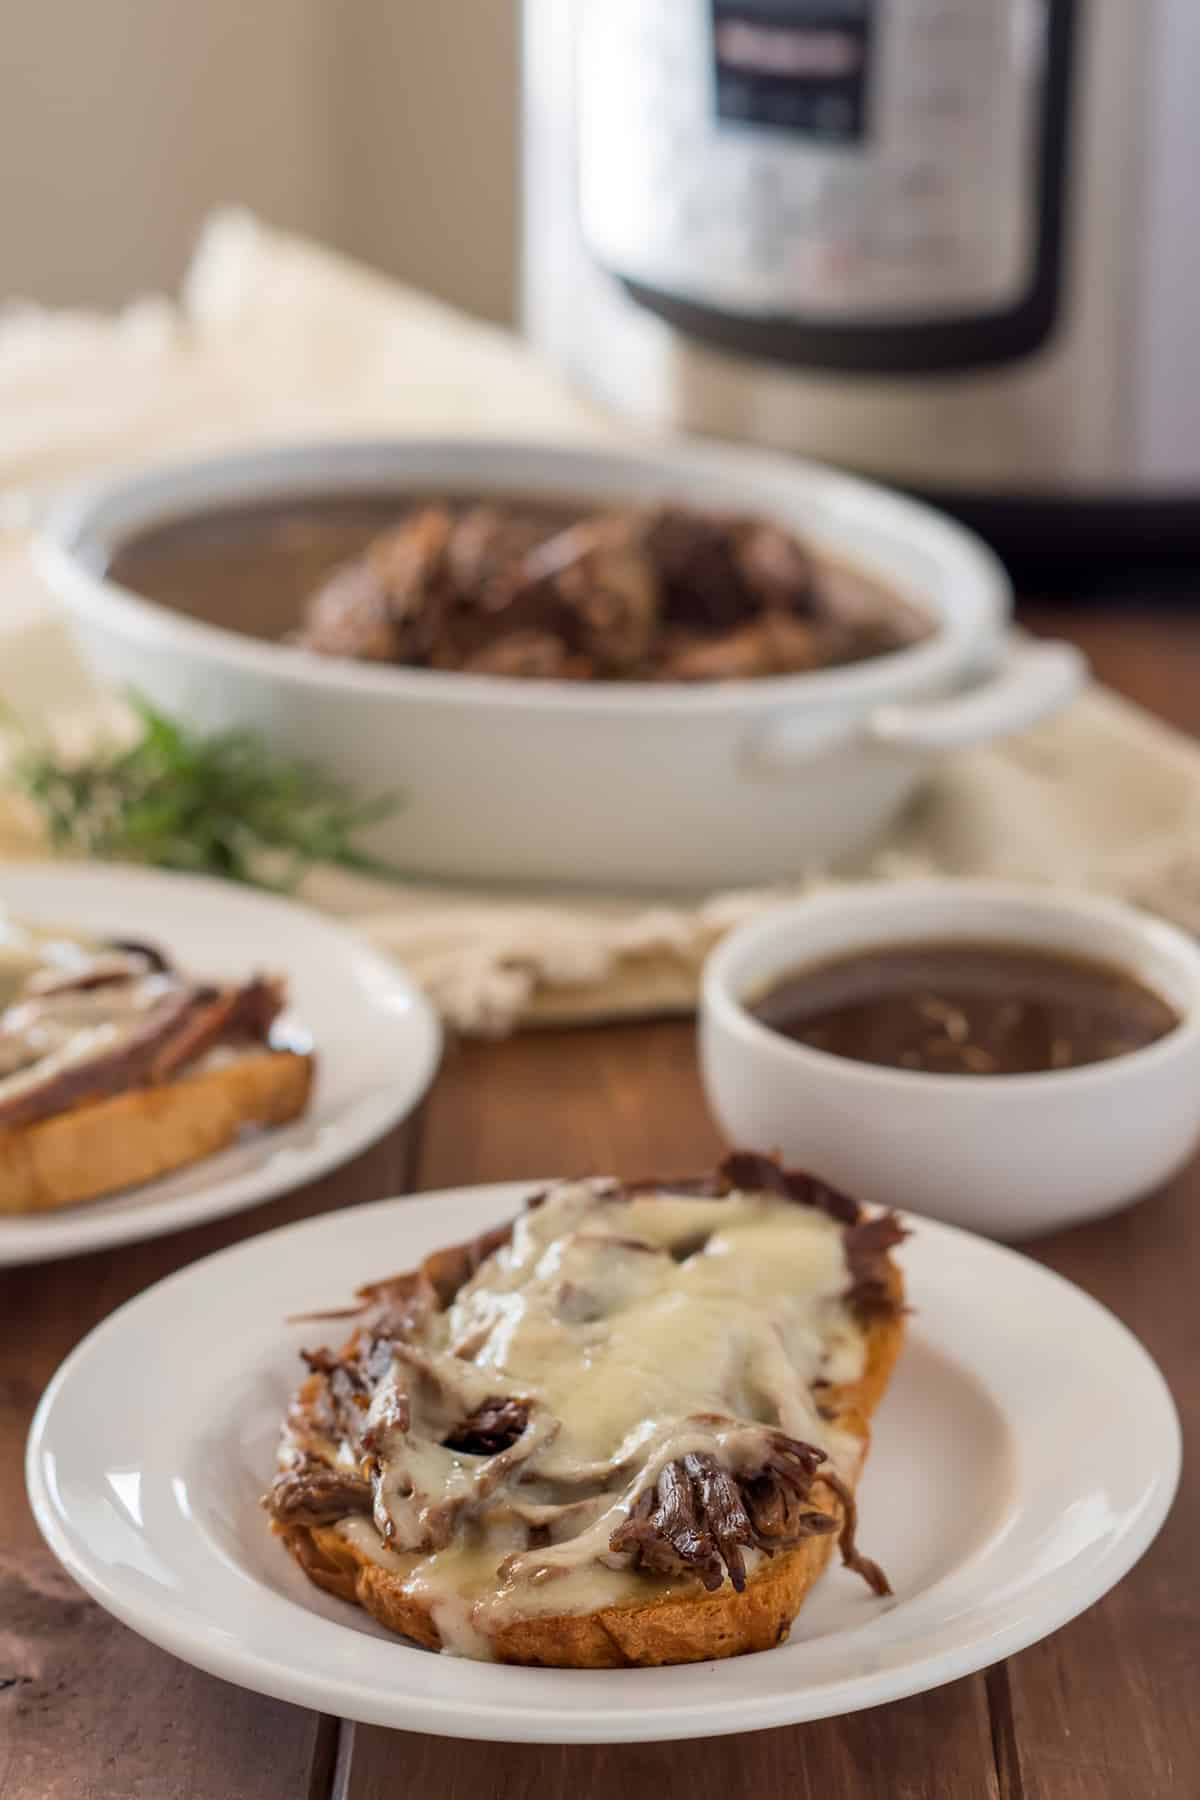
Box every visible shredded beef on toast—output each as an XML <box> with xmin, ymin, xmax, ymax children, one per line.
<box><xmin>265</xmin><ymin>1154</ymin><xmax>905</xmax><ymax>1640</ymax></box>
<box><xmin>0</xmin><ymin>940</ymin><xmax>290</xmax><ymax>1129</ymax></box>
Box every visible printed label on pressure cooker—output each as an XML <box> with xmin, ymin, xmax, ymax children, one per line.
<box><xmin>710</xmin><ymin>0</ymin><xmax>876</xmax><ymax>143</ymax></box>
<box><xmin>578</xmin><ymin>0</ymin><xmax>1043</xmax><ymax>324</ymax></box>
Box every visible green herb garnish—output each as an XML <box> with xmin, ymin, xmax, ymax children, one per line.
<box><xmin>8</xmin><ymin>697</ymin><xmax>402</xmax><ymax>890</ymax></box>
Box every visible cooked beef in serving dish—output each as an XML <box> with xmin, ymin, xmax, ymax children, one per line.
<box><xmin>109</xmin><ymin>494</ymin><xmax>931</xmax><ymax>683</ymax></box>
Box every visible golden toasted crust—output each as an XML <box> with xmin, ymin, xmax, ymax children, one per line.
<box><xmin>275</xmin><ymin>1263</ymin><xmax>905</xmax><ymax>1667</ymax></box>
<box><xmin>0</xmin><ymin>1050</ymin><xmax>313</xmax><ymax>1214</ymax></box>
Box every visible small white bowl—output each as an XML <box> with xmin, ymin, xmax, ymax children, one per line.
<box><xmin>700</xmin><ymin>881</ymin><xmax>1200</xmax><ymax>1239</ymax></box>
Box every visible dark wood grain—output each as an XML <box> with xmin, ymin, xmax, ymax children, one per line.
<box><xmin>0</xmin><ymin>1551</ymin><xmax>336</xmax><ymax>1800</ymax></box>
<box><xmin>4</xmin><ymin>607</ymin><xmax>1200</xmax><ymax>1799</ymax></box>
<box><xmin>989</xmin><ymin>1179</ymin><xmax>1199</xmax><ymax>1800</ymax></box>
<box><xmin>333</xmin><ymin>1685</ymin><xmax>1000</xmax><ymax>1800</ymax></box>
<box><xmin>418</xmin><ymin>1022</ymin><xmax>725</xmax><ymax>1189</ymax></box>
<box><xmin>997</xmin><ymin>609</ymin><xmax>1200</xmax><ymax>1800</ymax></box>
<box><xmin>0</xmin><ymin>1129</ymin><xmax>416</xmax><ymax>1800</ymax></box>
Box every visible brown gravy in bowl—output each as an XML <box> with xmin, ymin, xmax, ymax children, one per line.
<box><xmin>750</xmin><ymin>942</ymin><xmax>1179</xmax><ymax>1076</ymax></box>
<box><xmin>107</xmin><ymin>493</ymin><xmax>931</xmax><ymax>683</ymax></box>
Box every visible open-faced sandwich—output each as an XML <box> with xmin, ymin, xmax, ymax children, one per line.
<box><xmin>264</xmin><ymin>1151</ymin><xmax>905</xmax><ymax>1666</ymax></box>
<box><xmin>0</xmin><ymin>928</ymin><xmax>312</xmax><ymax>1214</ymax></box>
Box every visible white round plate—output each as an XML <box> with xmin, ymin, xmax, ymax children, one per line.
<box><xmin>27</xmin><ymin>1182</ymin><xmax>1180</xmax><ymax>1744</ymax></box>
<box><xmin>0</xmin><ymin>864</ymin><xmax>440</xmax><ymax>1265</ymax></box>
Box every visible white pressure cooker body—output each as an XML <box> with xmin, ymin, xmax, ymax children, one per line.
<box><xmin>524</xmin><ymin>0</ymin><xmax>1200</xmax><ymax>513</ymax></box>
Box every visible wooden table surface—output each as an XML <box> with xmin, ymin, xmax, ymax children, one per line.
<box><xmin>2</xmin><ymin>606</ymin><xmax>1197</xmax><ymax>1800</ymax></box>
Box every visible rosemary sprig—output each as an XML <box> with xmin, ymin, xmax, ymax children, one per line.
<box><xmin>8</xmin><ymin>697</ymin><xmax>403</xmax><ymax>890</ymax></box>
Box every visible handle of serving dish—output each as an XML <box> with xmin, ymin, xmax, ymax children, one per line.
<box><xmin>865</xmin><ymin>638</ymin><xmax>1086</xmax><ymax>754</ymax></box>
<box><xmin>745</xmin><ymin>638</ymin><xmax>1085</xmax><ymax>773</ymax></box>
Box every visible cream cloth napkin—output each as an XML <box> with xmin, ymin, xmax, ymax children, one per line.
<box><xmin>4</xmin><ymin>213</ymin><xmax>1200</xmax><ymax>1034</ymax></box>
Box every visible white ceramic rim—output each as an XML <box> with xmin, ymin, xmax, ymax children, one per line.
<box><xmin>26</xmin><ymin>1180</ymin><xmax>1182</xmax><ymax>1744</ymax></box>
<box><xmin>703</xmin><ymin>879</ymin><xmax>1200</xmax><ymax>1098</ymax></box>
<box><xmin>0</xmin><ymin>863</ymin><xmax>441</xmax><ymax>1264</ymax></box>
<box><xmin>36</xmin><ymin>435</ymin><xmax>1012</xmax><ymax>717</ymax></box>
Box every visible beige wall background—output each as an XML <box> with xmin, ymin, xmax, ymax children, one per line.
<box><xmin>1</xmin><ymin>0</ymin><xmax>520</xmax><ymax>323</ymax></box>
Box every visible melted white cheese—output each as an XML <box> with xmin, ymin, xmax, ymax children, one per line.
<box><xmin>0</xmin><ymin>912</ymin><xmax>101</xmax><ymax>1006</ymax></box>
<box><xmin>0</xmin><ymin>973</ymin><xmax>185</xmax><ymax>1105</ymax></box>
<box><xmin>442</xmin><ymin>1189</ymin><xmax>858</xmax><ymax>1468</ymax></box>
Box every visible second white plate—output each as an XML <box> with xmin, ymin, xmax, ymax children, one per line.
<box><xmin>27</xmin><ymin>1181</ymin><xmax>1180</xmax><ymax>1742</ymax></box>
<box><xmin>0</xmin><ymin>863</ymin><xmax>441</xmax><ymax>1264</ymax></box>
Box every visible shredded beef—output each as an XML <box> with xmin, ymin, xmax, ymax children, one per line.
<box><xmin>443</xmin><ymin>1398</ymin><xmax>530</xmax><ymax>1456</ymax></box>
<box><xmin>367</xmin><ymin>507</ymin><xmax>454</xmax><ymax>638</ymax></box>
<box><xmin>461</xmin><ymin>629</ymin><xmax>589</xmax><ymax>679</ymax></box>
<box><xmin>0</xmin><ymin>987</ymin><xmax>198</xmax><ymax>1129</ymax></box>
<box><xmin>274</xmin><ymin>1154</ymin><xmax>902</xmax><ymax>1591</ymax></box>
<box><xmin>301</xmin><ymin>1346</ymin><xmax>371</xmax><ymax>1449</ymax></box>
<box><xmin>150</xmin><ymin>976</ymin><xmax>284</xmax><ymax>1079</ymax></box>
<box><xmin>300</xmin><ymin>1331</ymin><xmax>400</xmax><ymax>1453</ymax></box>
<box><xmin>296</xmin><ymin>1223</ymin><xmax>521</xmax><ymax>1347</ymax></box>
<box><xmin>653</xmin><ymin>617</ymin><xmax>820</xmax><ymax>682</ymax></box>
<box><xmin>716</xmin><ymin>1151</ymin><xmax>861</xmax><ymax>1225</ymax></box>
<box><xmin>419</xmin><ymin>1222</ymin><xmax>516</xmax><ymax>1309</ymax></box>
<box><xmin>106</xmin><ymin>938</ymin><xmax>172</xmax><ymax>973</ymax></box>
<box><xmin>682</xmin><ymin>1452</ymin><xmax>754</xmax><ymax>1591</ymax></box>
<box><xmin>443</xmin><ymin>504</ymin><xmax>548</xmax><ymax>596</ymax></box>
<box><xmin>294</xmin><ymin>499</ymin><xmax>922</xmax><ymax>682</ymax></box>
<box><xmin>611</xmin><ymin>1457</ymin><xmax>725</xmax><ymax>1591</ymax></box>
<box><xmin>609</xmin><ymin>1432</ymin><xmax>848</xmax><ymax>1595</ymax></box>
<box><xmin>297</xmin><ymin>561</ymin><xmax>410</xmax><ymax>662</ymax></box>
<box><xmin>814</xmin><ymin>1468</ymin><xmax>892</xmax><ymax>1596</ymax></box>
<box><xmin>265</xmin><ymin>1459</ymin><xmax>373</xmax><ymax>1527</ymax></box>
<box><xmin>843</xmin><ymin>1213</ymin><xmax>909</xmax><ymax>1319</ymax></box>
<box><xmin>716</xmin><ymin>1153</ymin><xmax>905</xmax><ymax>1317</ymax></box>
<box><xmin>644</xmin><ymin>507</ymin><xmax>811</xmax><ymax>636</ymax></box>
<box><xmin>0</xmin><ymin>963</ymin><xmax>287</xmax><ymax>1129</ymax></box>
<box><xmin>349</xmin><ymin>1271</ymin><xmax>434</xmax><ymax>1342</ymax></box>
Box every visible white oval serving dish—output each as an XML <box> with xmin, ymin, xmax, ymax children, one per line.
<box><xmin>38</xmin><ymin>437</ymin><xmax>1083</xmax><ymax>890</ymax></box>
<box><xmin>701</xmin><ymin>880</ymin><xmax>1200</xmax><ymax>1239</ymax></box>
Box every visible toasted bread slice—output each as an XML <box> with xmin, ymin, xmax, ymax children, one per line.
<box><xmin>0</xmin><ymin>1049</ymin><xmax>313</xmax><ymax>1214</ymax></box>
<box><xmin>270</xmin><ymin>1174</ymin><xmax>905</xmax><ymax>1668</ymax></box>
